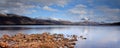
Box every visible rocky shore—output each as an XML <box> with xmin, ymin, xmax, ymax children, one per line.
<box><xmin>0</xmin><ymin>32</ymin><xmax>77</xmax><ymax>48</ymax></box>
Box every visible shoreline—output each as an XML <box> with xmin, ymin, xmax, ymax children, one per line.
<box><xmin>0</xmin><ymin>32</ymin><xmax>77</xmax><ymax>48</ymax></box>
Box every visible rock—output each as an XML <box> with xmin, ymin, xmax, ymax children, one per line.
<box><xmin>0</xmin><ymin>32</ymin><xmax>77</xmax><ymax>48</ymax></box>
<box><xmin>0</xmin><ymin>42</ymin><xmax>8</xmax><ymax>48</ymax></box>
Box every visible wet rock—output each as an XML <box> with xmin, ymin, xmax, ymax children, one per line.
<box><xmin>83</xmin><ymin>38</ymin><xmax>87</xmax><ymax>40</ymax></box>
<box><xmin>80</xmin><ymin>36</ymin><xmax>87</xmax><ymax>40</ymax></box>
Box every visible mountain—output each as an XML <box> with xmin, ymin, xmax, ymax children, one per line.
<box><xmin>0</xmin><ymin>13</ymin><xmax>72</xmax><ymax>25</ymax></box>
<box><xmin>100</xmin><ymin>22</ymin><xmax>120</xmax><ymax>25</ymax></box>
<box><xmin>74</xmin><ymin>21</ymin><xmax>100</xmax><ymax>25</ymax></box>
<box><xmin>110</xmin><ymin>22</ymin><xmax>120</xmax><ymax>25</ymax></box>
<box><xmin>0</xmin><ymin>13</ymin><xmax>119</xmax><ymax>25</ymax></box>
<box><xmin>0</xmin><ymin>14</ymin><xmax>36</xmax><ymax>24</ymax></box>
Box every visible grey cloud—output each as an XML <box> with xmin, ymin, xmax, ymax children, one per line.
<box><xmin>43</xmin><ymin>6</ymin><xmax>58</xmax><ymax>12</ymax></box>
<box><xmin>68</xmin><ymin>4</ymin><xmax>120</xmax><ymax>22</ymax></box>
<box><xmin>30</xmin><ymin>0</ymin><xmax>70</xmax><ymax>7</ymax></box>
<box><xmin>87</xmin><ymin>0</ymin><xmax>94</xmax><ymax>6</ymax></box>
<box><xmin>90</xmin><ymin>6</ymin><xmax>120</xmax><ymax>22</ymax></box>
<box><xmin>0</xmin><ymin>0</ymin><xmax>36</xmax><ymax>14</ymax></box>
<box><xmin>95</xmin><ymin>0</ymin><xmax>120</xmax><ymax>6</ymax></box>
<box><xmin>0</xmin><ymin>0</ymin><xmax>70</xmax><ymax>14</ymax></box>
<box><xmin>68</xmin><ymin>4</ymin><xmax>87</xmax><ymax>15</ymax></box>
<box><xmin>96</xmin><ymin>6</ymin><xmax>120</xmax><ymax>15</ymax></box>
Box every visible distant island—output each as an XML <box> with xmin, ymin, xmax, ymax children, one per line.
<box><xmin>0</xmin><ymin>13</ymin><xmax>120</xmax><ymax>25</ymax></box>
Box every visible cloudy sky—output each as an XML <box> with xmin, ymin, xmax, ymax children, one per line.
<box><xmin>0</xmin><ymin>0</ymin><xmax>120</xmax><ymax>23</ymax></box>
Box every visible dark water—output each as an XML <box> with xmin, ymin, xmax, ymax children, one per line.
<box><xmin>0</xmin><ymin>25</ymin><xmax>120</xmax><ymax>48</ymax></box>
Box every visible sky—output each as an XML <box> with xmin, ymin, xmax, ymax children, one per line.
<box><xmin>0</xmin><ymin>0</ymin><xmax>120</xmax><ymax>23</ymax></box>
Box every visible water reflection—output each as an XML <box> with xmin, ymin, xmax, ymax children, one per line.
<box><xmin>0</xmin><ymin>26</ymin><xmax>120</xmax><ymax>48</ymax></box>
<box><xmin>80</xmin><ymin>27</ymin><xmax>88</xmax><ymax>40</ymax></box>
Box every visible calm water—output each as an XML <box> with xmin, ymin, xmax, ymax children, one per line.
<box><xmin>0</xmin><ymin>25</ymin><xmax>120</xmax><ymax>48</ymax></box>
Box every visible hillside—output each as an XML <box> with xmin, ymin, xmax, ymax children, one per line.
<box><xmin>0</xmin><ymin>13</ymin><xmax>120</xmax><ymax>25</ymax></box>
<box><xmin>100</xmin><ymin>22</ymin><xmax>120</xmax><ymax>26</ymax></box>
<box><xmin>0</xmin><ymin>14</ymin><xmax>35</xmax><ymax>25</ymax></box>
<box><xmin>0</xmin><ymin>14</ymin><xmax>72</xmax><ymax>25</ymax></box>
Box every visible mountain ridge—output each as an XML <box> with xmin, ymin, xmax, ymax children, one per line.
<box><xmin>0</xmin><ymin>13</ymin><xmax>120</xmax><ymax>25</ymax></box>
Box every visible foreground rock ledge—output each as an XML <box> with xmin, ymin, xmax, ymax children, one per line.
<box><xmin>0</xmin><ymin>32</ymin><xmax>77</xmax><ymax>48</ymax></box>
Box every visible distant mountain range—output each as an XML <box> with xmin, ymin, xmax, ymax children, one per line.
<box><xmin>0</xmin><ymin>13</ymin><xmax>73</xmax><ymax>25</ymax></box>
<box><xmin>0</xmin><ymin>13</ymin><xmax>120</xmax><ymax>25</ymax></box>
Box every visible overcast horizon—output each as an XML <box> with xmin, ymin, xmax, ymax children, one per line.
<box><xmin>0</xmin><ymin>0</ymin><xmax>120</xmax><ymax>23</ymax></box>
